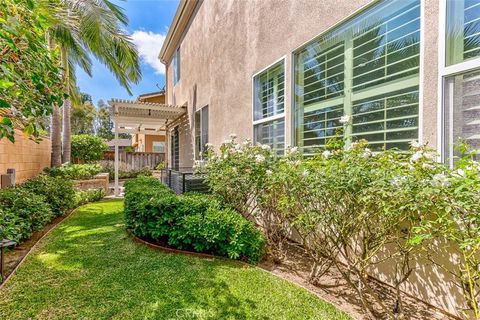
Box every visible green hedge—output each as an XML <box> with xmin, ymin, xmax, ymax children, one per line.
<box><xmin>44</xmin><ymin>163</ymin><xmax>102</xmax><ymax>180</ymax></box>
<box><xmin>124</xmin><ymin>177</ymin><xmax>265</xmax><ymax>263</ymax></box>
<box><xmin>0</xmin><ymin>174</ymin><xmax>103</xmax><ymax>244</ymax></box>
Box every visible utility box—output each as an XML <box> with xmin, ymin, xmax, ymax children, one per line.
<box><xmin>6</xmin><ymin>168</ymin><xmax>15</xmax><ymax>186</ymax></box>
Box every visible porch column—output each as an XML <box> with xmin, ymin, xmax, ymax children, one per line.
<box><xmin>114</xmin><ymin>120</ymin><xmax>119</xmax><ymax>197</ymax></box>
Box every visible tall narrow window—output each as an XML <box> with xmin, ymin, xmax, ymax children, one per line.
<box><xmin>173</xmin><ymin>46</ymin><xmax>180</xmax><ymax>85</ymax></box>
<box><xmin>294</xmin><ymin>0</ymin><xmax>420</xmax><ymax>155</ymax></box>
<box><xmin>195</xmin><ymin>106</ymin><xmax>208</xmax><ymax>159</ymax></box>
<box><xmin>443</xmin><ymin>0</ymin><xmax>480</xmax><ymax>166</ymax></box>
<box><xmin>253</xmin><ymin>61</ymin><xmax>285</xmax><ymax>154</ymax></box>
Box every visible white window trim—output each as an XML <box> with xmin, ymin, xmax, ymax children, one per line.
<box><xmin>194</xmin><ymin>105</ymin><xmax>208</xmax><ymax>160</ymax></box>
<box><xmin>437</xmin><ymin>0</ymin><xmax>480</xmax><ymax>163</ymax></box>
<box><xmin>251</xmin><ymin>57</ymin><xmax>287</xmax><ymax>149</ymax></box>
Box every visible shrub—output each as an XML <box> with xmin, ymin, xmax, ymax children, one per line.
<box><xmin>75</xmin><ymin>188</ymin><xmax>106</xmax><ymax>206</ymax></box>
<box><xmin>45</xmin><ymin>163</ymin><xmax>102</xmax><ymax>180</ymax></box>
<box><xmin>22</xmin><ymin>174</ymin><xmax>76</xmax><ymax>216</ymax></box>
<box><xmin>124</xmin><ymin>177</ymin><xmax>265</xmax><ymax>263</ymax></box>
<box><xmin>102</xmin><ymin>164</ymin><xmax>151</xmax><ymax>180</ymax></box>
<box><xmin>0</xmin><ymin>187</ymin><xmax>53</xmax><ymax>242</ymax></box>
<box><xmin>202</xmin><ymin>136</ymin><xmax>480</xmax><ymax>318</ymax></box>
<box><xmin>71</xmin><ymin>134</ymin><xmax>108</xmax><ymax>163</ymax></box>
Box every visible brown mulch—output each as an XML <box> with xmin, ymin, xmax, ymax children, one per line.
<box><xmin>258</xmin><ymin>242</ymin><xmax>460</xmax><ymax>320</ymax></box>
<box><xmin>2</xmin><ymin>212</ymin><xmax>72</xmax><ymax>283</ymax></box>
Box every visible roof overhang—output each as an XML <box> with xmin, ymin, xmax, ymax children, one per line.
<box><xmin>158</xmin><ymin>0</ymin><xmax>199</xmax><ymax>64</ymax></box>
<box><xmin>108</xmin><ymin>99</ymin><xmax>186</xmax><ymax>135</ymax></box>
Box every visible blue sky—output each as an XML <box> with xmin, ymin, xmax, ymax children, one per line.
<box><xmin>76</xmin><ymin>0</ymin><xmax>179</xmax><ymax>105</ymax></box>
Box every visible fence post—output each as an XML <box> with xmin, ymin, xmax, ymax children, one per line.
<box><xmin>182</xmin><ymin>173</ymin><xmax>186</xmax><ymax>193</ymax></box>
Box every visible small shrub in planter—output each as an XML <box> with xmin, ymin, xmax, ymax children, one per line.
<box><xmin>45</xmin><ymin>163</ymin><xmax>102</xmax><ymax>180</ymax></box>
<box><xmin>75</xmin><ymin>188</ymin><xmax>106</xmax><ymax>206</ymax></box>
<box><xmin>124</xmin><ymin>177</ymin><xmax>265</xmax><ymax>263</ymax></box>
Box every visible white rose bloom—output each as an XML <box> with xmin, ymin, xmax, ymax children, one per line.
<box><xmin>223</xmin><ymin>139</ymin><xmax>232</xmax><ymax>145</ymax></box>
<box><xmin>391</xmin><ymin>176</ymin><xmax>403</xmax><ymax>187</ymax></box>
<box><xmin>266</xmin><ymin>169</ymin><xmax>273</xmax><ymax>175</ymax></box>
<box><xmin>261</xmin><ymin>144</ymin><xmax>271</xmax><ymax>150</ymax></box>
<box><xmin>410</xmin><ymin>151</ymin><xmax>423</xmax><ymax>163</ymax></box>
<box><xmin>229</xmin><ymin>133</ymin><xmax>237</xmax><ymax>139</ymax></box>
<box><xmin>205</xmin><ymin>143</ymin><xmax>214</xmax><ymax>149</ymax></box>
<box><xmin>243</xmin><ymin>140</ymin><xmax>251</xmax><ymax>146</ymax></box>
<box><xmin>424</xmin><ymin>152</ymin><xmax>437</xmax><ymax>161</ymax></box>
<box><xmin>234</xmin><ymin>143</ymin><xmax>241</xmax><ymax>150</ymax></box>
<box><xmin>255</xmin><ymin>155</ymin><xmax>265</xmax><ymax>163</ymax></box>
<box><xmin>409</xmin><ymin>140</ymin><xmax>422</xmax><ymax>148</ymax></box>
<box><xmin>422</xmin><ymin>163</ymin><xmax>434</xmax><ymax>170</ymax></box>
<box><xmin>362</xmin><ymin>148</ymin><xmax>372</xmax><ymax>158</ymax></box>
<box><xmin>290</xmin><ymin>146</ymin><xmax>298</xmax><ymax>154</ymax></box>
<box><xmin>431</xmin><ymin>173</ymin><xmax>450</xmax><ymax>188</ymax></box>
<box><xmin>302</xmin><ymin>169</ymin><xmax>309</xmax><ymax>177</ymax></box>
<box><xmin>223</xmin><ymin>154</ymin><xmax>228</xmax><ymax>159</ymax></box>
<box><xmin>339</xmin><ymin>115</ymin><xmax>352</xmax><ymax>124</ymax></box>
<box><xmin>322</xmin><ymin>150</ymin><xmax>331</xmax><ymax>159</ymax></box>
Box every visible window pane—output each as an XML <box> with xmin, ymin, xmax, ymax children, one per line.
<box><xmin>153</xmin><ymin>142</ymin><xmax>165</xmax><ymax>153</ymax></box>
<box><xmin>446</xmin><ymin>0</ymin><xmax>480</xmax><ymax>65</ymax></box>
<box><xmin>444</xmin><ymin>69</ymin><xmax>480</xmax><ymax>165</ymax></box>
<box><xmin>254</xmin><ymin>63</ymin><xmax>284</xmax><ymax>121</ymax></box>
<box><xmin>195</xmin><ymin>110</ymin><xmax>201</xmax><ymax>159</ymax></box>
<box><xmin>254</xmin><ymin>119</ymin><xmax>285</xmax><ymax>155</ymax></box>
<box><xmin>173</xmin><ymin>47</ymin><xmax>180</xmax><ymax>85</ymax></box>
<box><xmin>295</xmin><ymin>0</ymin><xmax>420</xmax><ymax>152</ymax></box>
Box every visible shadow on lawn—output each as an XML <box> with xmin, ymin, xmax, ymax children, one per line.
<box><xmin>30</xmin><ymin>202</ymin><xmax>269</xmax><ymax>319</ymax></box>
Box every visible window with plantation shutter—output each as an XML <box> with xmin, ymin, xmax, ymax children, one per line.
<box><xmin>294</xmin><ymin>0</ymin><xmax>420</xmax><ymax>155</ymax></box>
<box><xmin>446</xmin><ymin>0</ymin><xmax>480</xmax><ymax>66</ymax></box>
<box><xmin>253</xmin><ymin>61</ymin><xmax>285</xmax><ymax>154</ymax></box>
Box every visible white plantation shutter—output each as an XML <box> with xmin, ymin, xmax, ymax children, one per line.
<box><xmin>295</xmin><ymin>0</ymin><xmax>421</xmax><ymax>154</ymax></box>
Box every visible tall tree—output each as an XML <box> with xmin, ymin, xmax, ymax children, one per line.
<box><xmin>71</xmin><ymin>99</ymin><xmax>95</xmax><ymax>135</ymax></box>
<box><xmin>95</xmin><ymin>99</ymin><xmax>114</xmax><ymax>140</ymax></box>
<box><xmin>46</xmin><ymin>0</ymin><xmax>141</xmax><ymax>165</ymax></box>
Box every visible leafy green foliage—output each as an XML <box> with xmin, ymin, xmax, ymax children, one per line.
<box><xmin>0</xmin><ymin>0</ymin><xmax>63</xmax><ymax>142</ymax></box>
<box><xmin>124</xmin><ymin>177</ymin><xmax>265</xmax><ymax>263</ymax></box>
<box><xmin>202</xmin><ymin>137</ymin><xmax>480</xmax><ymax>318</ymax></box>
<box><xmin>71</xmin><ymin>134</ymin><xmax>108</xmax><ymax>163</ymax></box>
<box><xmin>0</xmin><ymin>187</ymin><xmax>53</xmax><ymax>242</ymax></box>
<box><xmin>74</xmin><ymin>188</ymin><xmax>106</xmax><ymax>206</ymax></box>
<box><xmin>21</xmin><ymin>174</ymin><xmax>76</xmax><ymax>216</ymax></box>
<box><xmin>71</xmin><ymin>99</ymin><xmax>96</xmax><ymax>135</ymax></box>
<box><xmin>45</xmin><ymin>163</ymin><xmax>102</xmax><ymax>180</ymax></box>
<box><xmin>0</xmin><ymin>173</ymin><xmax>103</xmax><ymax>244</ymax></box>
<box><xmin>101</xmin><ymin>163</ymin><xmax>151</xmax><ymax>180</ymax></box>
<box><xmin>0</xmin><ymin>200</ymin><xmax>351</xmax><ymax>320</ymax></box>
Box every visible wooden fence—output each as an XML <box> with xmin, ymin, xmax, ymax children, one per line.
<box><xmin>103</xmin><ymin>151</ymin><xmax>165</xmax><ymax>170</ymax></box>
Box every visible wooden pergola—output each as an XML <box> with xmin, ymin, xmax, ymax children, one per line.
<box><xmin>108</xmin><ymin>99</ymin><xmax>186</xmax><ymax>196</ymax></box>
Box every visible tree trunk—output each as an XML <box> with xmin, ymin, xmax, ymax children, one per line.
<box><xmin>62</xmin><ymin>98</ymin><xmax>71</xmax><ymax>163</ymax></box>
<box><xmin>51</xmin><ymin>104</ymin><xmax>62</xmax><ymax>167</ymax></box>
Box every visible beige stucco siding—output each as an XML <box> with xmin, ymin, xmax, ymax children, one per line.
<box><xmin>166</xmin><ymin>0</ymin><xmax>379</xmax><ymax>167</ymax></box>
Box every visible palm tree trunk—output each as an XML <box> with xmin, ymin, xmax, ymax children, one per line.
<box><xmin>62</xmin><ymin>98</ymin><xmax>71</xmax><ymax>163</ymax></box>
<box><xmin>51</xmin><ymin>104</ymin><xmax>62</xmax><ymax>167</ymax></box>
<box><xmin>60</xmin><ymin>44</ymin><xmax>71</xmax><ymax>164</ymax></box>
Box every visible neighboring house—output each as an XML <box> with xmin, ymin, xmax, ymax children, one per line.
<box><xmin>158</xmin><ymin>0</ymin><xmax>480</xmax><ymax>315</ymax></box>
<box><xmin>105</xmin><ymin>139</ymin><xmax>132</xmax><ymax>152</ymax></box>
<box><xmin>131</xmin><ymin>91</ymin><xmax>167</xmax><ymax>153</ymax></box>
<box><xmin>159</xmin><ymin>0</ymin><xmax>480</xmax><ymax>171</ymax></box>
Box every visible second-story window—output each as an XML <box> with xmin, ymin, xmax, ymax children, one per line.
<box><xmin>253</xmin><ymin>61</ymin><xmax>285</xmax><ymax>155</ymax></box>
<box><xmin>173</xmin><ymin>46</ymin><xmax>181</xmax><ymax>85</ymax></box>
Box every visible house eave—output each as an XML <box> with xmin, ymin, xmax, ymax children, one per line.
<box><xmin>158</xmin><ymin>0</ymin><xmax>198</xmax><ymax>64</ymax></box>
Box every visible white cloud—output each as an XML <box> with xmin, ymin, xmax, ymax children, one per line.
<box><xmin>131</xmin><ymin>30</ymin><xmax>166</xmax><ymax>74</ymax></box>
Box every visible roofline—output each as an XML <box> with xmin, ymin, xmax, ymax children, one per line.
<box><xmin>137</xmin><ymin>90</ymin><xmax>165</xmax><ymax>99</ymax></box>
<box><xmin>158</xmin><ymin>0</ymin><xmax>198</xmax><ymax>64</ymax></box>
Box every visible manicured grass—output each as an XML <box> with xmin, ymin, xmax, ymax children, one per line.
<box><xmin>0</xmin><ymin>200</ymin><xmax>350</xmax><ymax>320</ymax></box>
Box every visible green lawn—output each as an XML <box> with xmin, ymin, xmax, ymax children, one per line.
<box><xmin>0</xmin><ymin>200</ymin><xmax>350</xmax><ymax>320</ymax></box>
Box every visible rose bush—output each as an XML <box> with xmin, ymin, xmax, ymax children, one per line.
<box><xmin>201</xmin><ymin>135</ymin><xmax>480</xmax><ymax>319</ymax></box>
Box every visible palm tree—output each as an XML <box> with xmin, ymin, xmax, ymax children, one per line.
<box><xmin>46</xmin><ymin>0</ymin><xmax>141</xmax><ymax>165</ymax></box>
